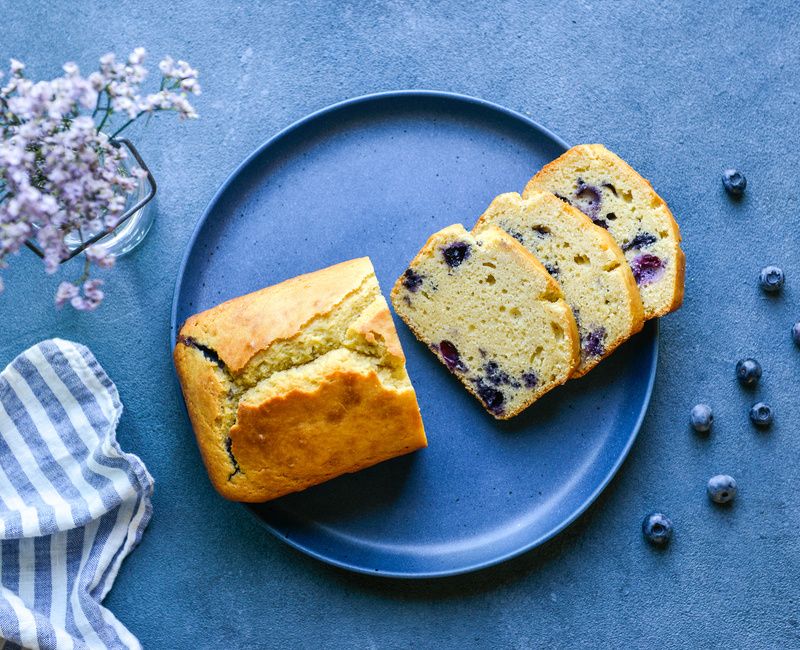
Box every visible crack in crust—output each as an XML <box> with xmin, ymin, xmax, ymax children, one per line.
<box><xmin>177</xmin><ymin>273</ymin><xmax>404</xmax><ymax>484</ymax></box>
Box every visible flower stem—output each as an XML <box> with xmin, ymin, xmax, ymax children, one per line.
<box><xmin>77</xmin><ymin>254</ymin><xmax>91</xmax><ymax>285</ymax></box>
<box><xmin>96</xmin><ymin>105</ymin><xmax>113</xmax><ymax>132</ymax></box>
<box><xmin>109</xmin><ymin>118</ymin><xmax>135</xmax><ymax>139</ymax></box>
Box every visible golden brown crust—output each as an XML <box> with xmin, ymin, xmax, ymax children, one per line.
<box><xmin>347</xmin><ymin>295</ymin><xmax>406</xmax><ymax>364</ymax></box>
<box><xmin>523</xmin><ymin>144</ymin><xmax>684</xmax><ymax>320</ymax></box>
<box><xmin>229</xmin><ymin>369</ymin><xmax>426</xmax><ymax>502</ymax></box>
<box><xmin>173</xmin><ymin>343</ymin><xmax>236</xmax><ymax>492</ymax></box>
<box><xmin>178</xmin><ymin>257</ymin><xmax>374</xmax><ymax>373</ymax></box>
<box><xmin>173</xmin><ymin>257</ymin><xmax>426</xmax><ymax>502</ymax></box>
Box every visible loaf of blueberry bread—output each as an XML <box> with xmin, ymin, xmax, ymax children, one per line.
<box><xmin>474</xmin><ymin>190</ymin><xmax>644</xmax><ymax>377</ymax></box>
<box><xmin>523</xmin><ymin>144</ymin><xmax>685</xmax><ymax>319</ymax></box>
<box><xmin>174</xmin><ymin>257</ymin><xmax>427</xmax><ymax>502</ymax></box>
<box><xmin>391</xmin><ymin>224</ymin><xmax>580</xmax><ymax>419</ymax></box>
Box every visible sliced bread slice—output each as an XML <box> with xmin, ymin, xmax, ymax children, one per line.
<box><xmin>523</xmin><ymin>144</ymin><xmax>685</xmax><ymax>319</ymax></box>
<box><xmin>391</xmin><ymin>224</ymin><xmax>579</xmax><ymax>419</ymax></box>
<box><xmin>474</xmin><ymin>190</ymin><xmax>644</xmax><ymax>377</ymax></box>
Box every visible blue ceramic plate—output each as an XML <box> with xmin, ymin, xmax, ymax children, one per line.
<box><xmin>171</xmin><ymin>91</ymin><xmax>657</xmax><ymax>578</ymax></box>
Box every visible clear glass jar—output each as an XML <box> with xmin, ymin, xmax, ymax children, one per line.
<box><xmin>61</xmin><ymin>139</ymin><xmax>156</xmax><ymax>258</ymax></box>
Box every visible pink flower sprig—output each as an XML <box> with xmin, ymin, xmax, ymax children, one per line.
<box><xmin>0</xmin><ymin>48</ymin><xmax>200</xmax><ymax>309</ymax></box>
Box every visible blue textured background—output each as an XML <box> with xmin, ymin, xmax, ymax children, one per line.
<box><xmin>2</xmin><ymin>1</ymin><xmax>799</xmax><ymax>647</ymax></box>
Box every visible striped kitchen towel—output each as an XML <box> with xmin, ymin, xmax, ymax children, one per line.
<box><xmin>0</xmin><ymin>339</ymin><xmax>153</xmax><ymax>650</ymax></box>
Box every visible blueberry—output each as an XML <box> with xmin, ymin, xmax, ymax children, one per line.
<box><xmin>642</xmin><ymin>512</ymin><xmax>673</xmax><ymax>547</ymax></box>
<box><xmin>521</xmin><ymin>371</ymin><xmax>538</xmax><ymax>388</ymax></box>
<box><xmin>507</xmin><ymin>229</ymin><xmax>525</xmax><ymax>244</ymax></box>
<box><xmin>532</xmin><ymin>225</ymin><xmax>551</xmax><ymax>237</ymax></box>
<box><xmin>401</xmin><ymin>268</ymin><xmax>423</xmax><ymax>292</ymax></box>
<box><xmin>573</xmin><ymin>179</ymin><xmax>602</xmax><ymax>220</ymax></box>
<box><xmin>438</xmin><ymin>340</ymin><xmax>466</xmax><ymax>372</ymax></box>
<box><xmin>441</xmin><ymin>241</ymin><xmax>471</xmax><ymax>268</ymax></box>
<box><xmin>707</xmin><ymin>474</ymin><xmax>737</xmax><ymax>504</ymax></box>
<box><xmin>735</xmin><ymin>358</ymin><xmax>762</xmax><ymax>386</ymax></box>
<box><xmin>544</xmin><ymin>263</ymin><xmax>560</xmax><ymax>277</ymax></box>
<box><xmin>483</xmin><ymin>360</ymin><xmax>518</xmax><ymax>387</ymax></box>
<box><xmin>792</xmin><ymin>322</ymin><xmax>800</xmax><ymax>346</ymax></box>
<box><xmin>759</xmin><ymin>266</ymin><xmax>784</xmax><ymax>293</ymax></box>
<box><xmin>690</xmin><ymin>403</ymin><xmax>713</xmax><ymax>433</ymax></box>
<box><xmin>474</xmin><ymin>379</ymin><xmax>504</xmax><ymax>415</ymax></box>
<box><xmin>749</xmin><ymin>402</ymin><xmax>773</xmax><ymax>428</ymax></box>
<box><xmin>582</xmin><ymin>327</ymin><xmax>606</xmax><ymax>358</ymax></box>
<box><xmin>630</xmin><ymin>253</ymin><xmax>665</xmax><ymax>286</ymax></box>
<box><xmin>722</xmin><ymin>169</ymin><xmax>746</xmax><ymax>197</ymax></box>
<box><xmin>622</xmin><ymin>232</ymin><xmax>657</xmax><ymax>252</ymax></box>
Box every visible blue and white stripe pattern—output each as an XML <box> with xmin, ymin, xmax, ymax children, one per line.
<box><xmin>0</xmin><ymin>339</ymin><xmax>153</xmax><ymax>649</ymax></box>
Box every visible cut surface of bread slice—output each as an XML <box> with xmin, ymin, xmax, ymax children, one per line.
<box><xmin>173</xmin><ymin>257</ymin><xmax>427</xmax><ymax>502</ymax></box>
<box><xmin>474</xmin><ymin>190</ymin><xmax>645</xmax><ymax>377</ymax></box>
<box><xmin>391</xmin><ymin>224</ymin><xmax>579</xmax><ymax>419</ymax></box>
<box><xmin>523</xmin><ymin>144</ymin><xmax>685</xmax><ymax>319</ymax></box>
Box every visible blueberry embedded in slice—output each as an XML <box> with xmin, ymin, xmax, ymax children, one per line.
<box><xmin>474</xmin><ymin>378</ymin><xmax>505</xmax><ymax>415</ymax></box>
<box><xmin>438</xmin><ymin>339</ymin><xmax>466</xmax><ymax>372</ymax></box>
<box><xmin>582</xmin><ymin>327</ymin><xmax>607</xmax><ymax>358</ymax></box>
<box><xmin>401</xmin><ymin>268</ymin><xmax>424</xmax><ymax>292</ymax></box>
<box><xmin>504</xmin><ymin>228</ymin><xmax>525</xmax><ymax>244</ymax></box>
<box><xmin>544</xmin><ymin>263</ymin><xmax>560</xmax><ymax>277</ymax></box>
<box><xmin>630</xmin><ymin>253</ymin><xmax>666</xmax><ymax>286</ymax></box>
<box><xmin>441</xmin><ymin>241</ymin><xmax>471</xmax><ymax>268</ymax></box>
<box><xmin>482</xmin><ymin>360</ymin><xmax>519</xmax><ymax>387</ymax></box>
<box><xmin>573</xmin><ymin>178</ymin><xmax>602</xmax><ymax>220</ymax></box>
<box><xmin>521</xmin><ymin>371</ymin><xmax>538</xmax><ymax>388</ymax></box>
<box><xmin>622</xmin><ymin>232</ymin><xmax>658</xmax><ymax>252</ymax></box>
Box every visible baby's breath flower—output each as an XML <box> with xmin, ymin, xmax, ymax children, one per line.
<box><xmin>0</xmin><ymin>49</ymin><xmax>199</xmax><ymax>310</ymax></box>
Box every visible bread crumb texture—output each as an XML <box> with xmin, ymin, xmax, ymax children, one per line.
<box><xmin>475</xmin><ymin>190</ymin><xmax>644</xmax><ymax>377</ymax></box>
<box><xmin>173</xmin><ymin>257</ymin><xmax>427</xmax><ymax>502</ymax></box>
<box><xmin>391</xmin><ymin>224</ymin><xmax>579</xmax><ymax>419</ymax></box>
<box><xmin>524</xmin><ymin>144</ymin><xmax>685</xmax><ymax>319</ymax></box>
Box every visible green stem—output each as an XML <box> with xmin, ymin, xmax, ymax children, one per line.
<box><xmin>92</xmin><ymin>88</ymin><xmax>105</xmax><ymax>117</ymax></box>
<box><xmin>77</xmin><ymin>254</ymin><xmax>91</xmax><ymax>285</ymax></box>
<box><xmin>96</xmin><ymin>105</ymin><xmax>113</xmax><ymax>132</ymax></box>
<box><xmin>109</xmin><ymin>117</ymin><xmax>135</xmax><ymax>139</ymax></box>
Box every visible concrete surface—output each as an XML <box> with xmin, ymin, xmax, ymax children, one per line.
<box><xmin>2</xmin><ymin>1</ymin><xmax>799</xmax><ymax>647</ymax></box>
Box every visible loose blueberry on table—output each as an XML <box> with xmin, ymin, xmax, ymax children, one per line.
<box><xmin>759</xmin><ymin>265</ymin><xmax>784</xmax><ymax>293</ymax></box>
<box><xmin>722</xmin><ymin>168</ymin><xmax>747</xmax><ymax>197</ymax></box>
<box><xmin>749</xmin><ymin>402</ymin><xmax>773</xmax><ymax>428</ymax></box>
<box><xmin>690</xmin><ymin>403</ymin><xmax>713</xmax><ymax>433</ymax></box>
<box><xmin>642</xmin><ymin>512</ymin><xmax>673</xmax><ymax>547</ymax></box>
<box><xmin>736</xmin><ymin>358</ymin><xmax>762</xmax><ymax>387</ymax></box>
<box><xmin>707</xmin><ymin>474</ymin><xmax>737</xmax><ymax>504</ymax></box>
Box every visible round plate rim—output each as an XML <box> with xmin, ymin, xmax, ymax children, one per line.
<box><xmin>170</xmin><ymin>89</ymin><xmax>659</xmax><ymax>579</ymax></box>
